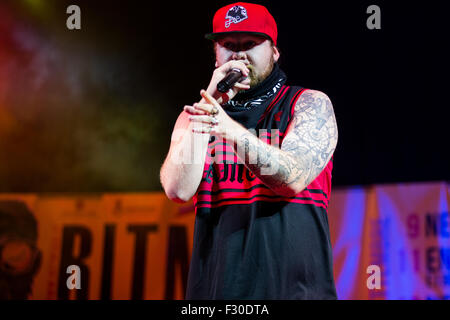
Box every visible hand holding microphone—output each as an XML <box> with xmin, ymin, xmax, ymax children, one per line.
<box><xmin>217</xmin><ymin>68</ymin><xmax>245</xmax><ymax>93</ymax></box>
<box><xmin>185</xmin><ymin>62</ymin><xmax>251</xmax><ymax>139</ymax></box>
<box><xmin>203</xmin><ymin>61</ymin><xmax>250</xmax><ymax>105</ymax></box>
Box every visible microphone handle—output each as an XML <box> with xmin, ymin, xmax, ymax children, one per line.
<box><xmin>217</xmin><ymin>68</ymin><xmax>243</xmax><ymax>93</ymax></box>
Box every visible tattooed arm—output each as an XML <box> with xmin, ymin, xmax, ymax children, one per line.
<box><xmin>234</xmin><ymin>89</ymin><xmax>338</xmax><ymax>196</ymax></box>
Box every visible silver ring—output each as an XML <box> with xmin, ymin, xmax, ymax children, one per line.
<box><xmin>211</xmin><ymin>117</ymin><xmax>219</xmax><ymax>126</ymax></box>
<box><xmin>210</xmin><ymin>106</ymin><xmax>219</xmax><ymax>116</ymax></box>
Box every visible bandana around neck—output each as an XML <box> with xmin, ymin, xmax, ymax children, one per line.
<box><xmin>223</xmin><ymin>63</ymin><xmax>287</xmax><ymax>111</ymax></box>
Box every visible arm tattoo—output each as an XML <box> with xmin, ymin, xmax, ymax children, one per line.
<box><xmin>236</xmin><ymin>90</ymin><xmax>338</xmax><ymax>194</ymax></box>
<box><xmin>282</xmin><ymin>90</ymin><xmax>338</xmax><ymax>187</ymax></box>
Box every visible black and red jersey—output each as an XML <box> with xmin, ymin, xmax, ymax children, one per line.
<box><xmin>186</xmin><ymin>74</ymin><xmax>337</xmax><ymax>299</ymax></box>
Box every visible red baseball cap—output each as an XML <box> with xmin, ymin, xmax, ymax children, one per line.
<box><xmin>205</xmin><ymin>2</ymin><xmax>278</xmax><ymax>45</ymax></box>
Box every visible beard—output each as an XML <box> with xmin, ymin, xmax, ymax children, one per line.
<box><xmin>248</xmin><ymin>55</ymin><xmax>275</xmax><ymax>88</ymax></box>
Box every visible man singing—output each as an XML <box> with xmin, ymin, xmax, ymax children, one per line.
<box><xmin>160</xmin><ymin>2</ymin><xmax>338</xmax><ymax>299</ymax></box>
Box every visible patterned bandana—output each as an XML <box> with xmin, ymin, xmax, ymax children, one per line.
<box><xmin>223</xmin><ymin>63</ymin><xmax>286</xmax><ymax>111</ymax></box>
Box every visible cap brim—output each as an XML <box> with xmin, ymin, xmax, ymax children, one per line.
<box><xmin>205</xmin><ymin>31</ymin><xmax>272</xmax><ymax>42</ymax></box>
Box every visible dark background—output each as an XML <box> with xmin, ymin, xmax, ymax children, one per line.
<box><xmin>0</xmin><ymin>0</ymin><xmax>448</xmax><ymax>192</ymax></box>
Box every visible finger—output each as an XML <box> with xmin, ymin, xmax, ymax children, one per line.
<box><xmin>240</xmin><ymin>77</ymin><xmax>251</xmax><ymax>86</ymax></box>
<box><xmin>188</xmin><ymin>115</ymin><xmax>217</xmax><ymax>124</ymax></box>
<box><xmin>192</xmin><ymin>127</ymin><xmax>207</xmax><ymax>134</ymax></box>
<box><xmin>234</xmin><ymin>82</ymin><xmax>251</xmax><ymax>90</ymax></box>
<box><xmin>192</xmin><ymin>126</ymin><xmax>214</xmax><ymax>134</ymax></box>
<box><xmin>200</xmin><ymin>89</ymin><xmax>221</xmax><ymax>107</ymax></box>
<box><xmin>184</xmin><ymin>105</ymin><xmax>207</xmax><ymax>115</ymax></box>
<box><xmin>224</xmin><ymin>61</ymin><xmax>250</xmax><ymax>77</ymax></box>
<box><xmin>193</xmin><ymin>103</ymin><xmax>215</xmax><ymax>114</ymax></box>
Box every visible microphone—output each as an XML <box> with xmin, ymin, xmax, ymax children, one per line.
<box><xmin>217</xmin><ymin>68</ymin><xmax>244</xmax><ymax>93</ymax></box>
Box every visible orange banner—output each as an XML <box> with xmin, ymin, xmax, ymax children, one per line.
<box><xmin>0</xmin><ymin>193</ymin><xmax>195</xmax><ymax>300</ymax></box>
<box><xmin>1</xmin><ymin>181</ymin><xmax>449</xmax><ymax>300</ymax></box>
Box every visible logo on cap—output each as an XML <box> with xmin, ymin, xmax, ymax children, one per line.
<box><xmin>225</xmin><ymin>5</ymin><xmax>248</xmax><ymax>28</ymax></box>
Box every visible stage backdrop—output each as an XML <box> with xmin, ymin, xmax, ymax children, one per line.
<box><xmin>0</xmin><ymin>181</ymin><xmax>448</xmax><ymax>300</ymax></box>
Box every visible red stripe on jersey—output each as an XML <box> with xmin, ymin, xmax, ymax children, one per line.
<box><xmin>290</xmin><ymin>88</ymin><xmax>307</xmax><ymax>119</ymax></box>
<box><xmin>197</xmin><ymin>186</ymin><xmax>329</xmax><ymax>205</ymax></box>
<box><xmin>257</xmin><ymin>85</ymin><xmax>289</xmax><ymax>124</ymax></box>
<box><xmin>195</xmin><ymin>197</ymin><xmax>328</xmax><ymax>210</ymax></box>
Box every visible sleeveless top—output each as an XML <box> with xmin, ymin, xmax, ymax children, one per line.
<box><xmin>186</xmin><ymin>65</ymin><xmax>337</xmax><ymax>300</ymax></box>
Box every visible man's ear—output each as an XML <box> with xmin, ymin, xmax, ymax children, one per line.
<box><xmin>215</xmin><ymin>61</ymin><xmax>219</xmax><ymax>68</ymax></box>
<box><xmin>273</xmin><ymin>46</ymin><xmax>280</xmax><ymax>62</ymax></box>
